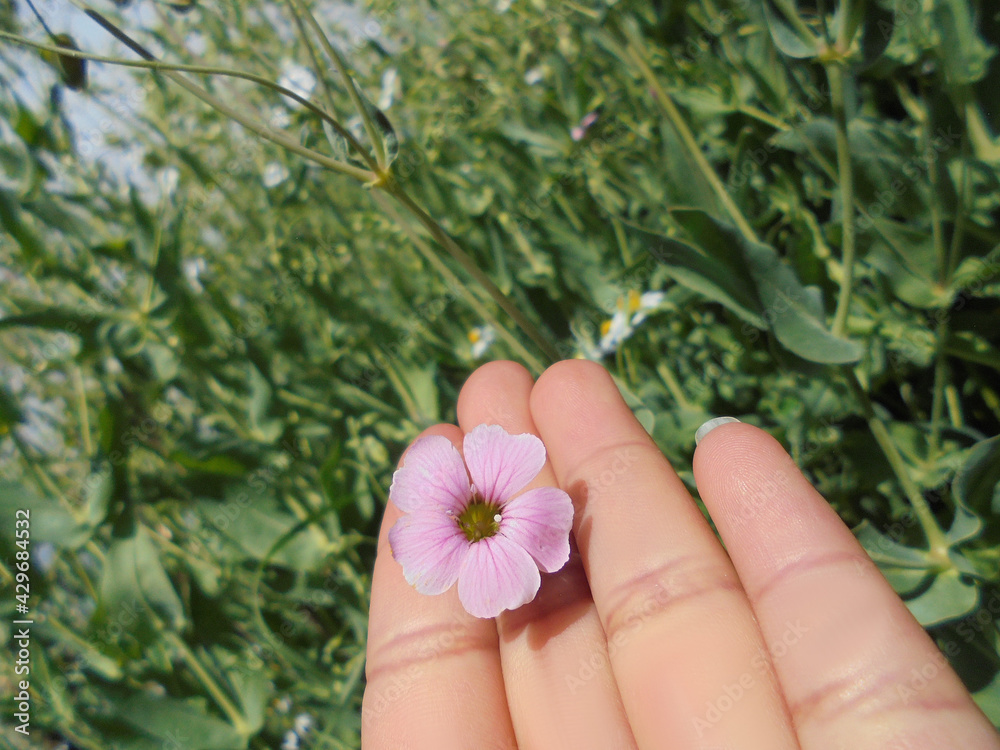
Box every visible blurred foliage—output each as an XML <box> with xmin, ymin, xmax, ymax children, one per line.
<box><xmin>1</xmin><ymin>0</ymin><xmax>999</xmax><ymax>746</ymax></box>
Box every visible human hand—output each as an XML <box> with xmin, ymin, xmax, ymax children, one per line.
<box><xmin>362</xmin><ymin>360</ymin><xmax>1000</xmax><ymax>750</ymax></box>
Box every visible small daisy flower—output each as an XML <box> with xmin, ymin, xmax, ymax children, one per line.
<box><xmin>278</xmin><ymin>63</ymin><xmax>317</xmax><ymax>102</ymax></box>
<box><xmin>388</xmin><ymin>424</ymin><xmax>574</xmax><ymax>619</ymax></box>
<box><xmin>183</xmin><ymin>257</ymin><xmax>206</xmax><ymax>293</ymax></box>
<box><xmin>293</xmin><ymin>713</ymin><xmax>313</xmax><ymax>735</ymax></box>
<box><xmin>263</xmin><ymin>161</ymin><xmax>290</xmax><ymax>188</ymax></box>
<box><xmin>468</xmin><ymin>325</ymin><xmax>496</xmax><ymax>359</ymax></box>
<box><xmin>377</xmin><ymin>67</ymin><xmax>400</xmax><ymax>111</ymax></box>
<box><xmin>524</xmin><ymin>67</ymin><xmax>544</xmax><ymax>85</ymax></box>
<box><xmin>158</xmin><ymin>166</ymin><xmax>180</xmax><ymax>197</ymax></box>
<box><xmin>594</xmin><ymin>289</ymin><xmax>666</xmax><ymax>356</ymax></box>
<box><xmin>268</xmin><ymin>107</ymin><xmax>292</xmax><ymax>130</ymax></box>
<box><xmin>280</xmin><ymin>730</ymin><xmax>299</xmax><ymax>750</ymax></box>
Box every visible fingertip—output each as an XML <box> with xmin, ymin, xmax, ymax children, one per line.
<box><xmin>457</xmin><ymin>360</ymin><xmax>534</xmax><ymax>431</ymax></box>
<box><xmin>530</xmin><ymin>359</ymin><xmax>621</xmax><ymax>438</ymax></box>
<box><xmin>532</xmin><ymin>359</ymin><xmax>612</xmax><ymax>403</ymax></box>
<box><xmin>693</xmin><ymin>421</ymin><xmax>790</xmax><ymax>482</ymax></box>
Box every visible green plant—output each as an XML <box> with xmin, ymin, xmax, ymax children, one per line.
<box><xmin>1</xmin><ymin>1</ymin><xmax>998</xmax><ymax>746</ymax></box>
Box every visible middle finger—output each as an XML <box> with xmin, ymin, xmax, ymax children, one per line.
<box><xmin>530</xmin><ymin>360</ymin><xmax>799</xmax><ymax>750</ymax></box>
<box><xmin>457</xmin><ymin>361</ymin><xmax>637</xmax><ymax>750</ymax></box>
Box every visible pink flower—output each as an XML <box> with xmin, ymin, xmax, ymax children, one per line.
<box><xmin>388</xmin><ymin>424</ymin><xmax>575</xmax><ymax>618</ymax></box>
<box><xmin>570</xmin><ymin>110</ymin><xmax>599</xmax><ymax>141</ymax></box>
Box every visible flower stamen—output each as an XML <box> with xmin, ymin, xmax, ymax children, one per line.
<box><xmin>457</xmin><ymin>499</ymin><xmax>503</xmax><ymax>542</ymax></box>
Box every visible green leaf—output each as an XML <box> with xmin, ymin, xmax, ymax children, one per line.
<box><xmin>84</xmin><ymin>463</ymin><xmax>114</xmax><ymax>528</ymax></box>
<box><xmin>104</xmin><ymin>690</ymin><xmax>247</xmax><ymax>750</ymax></box>
<box><xmin>0</xmin><ymin>480</ymin><xmax>93</xmax><ymax>549</ymax></box>
<box><xmin>634</xmin><ymin>222</ymin><xmax>766</xmax><ymax>328</ymax></box>
<box><xmin>946</xmin><ymin>503</ymin><xmax>984</xmax><ymax>546</ymax></box>
<box><xmin>953</xmin><ymin>436</ymin><xmax>1000</xmax><ymax>516</ymax></box>
<box><xmin>867</xmin><ymin>217</ymin><xmax>953</xmax><ymax>308</ymax></box>
<box><xmin>204</xmin><ymin>487</ymin><xmax>327</xmax><ymax>571</ymax></box>
<box><xmin>0</xmin><ymin>188</ymin><xmax>46</xmax><ymax>261</ymax></box>
<box><xmin>319</xmin><ymin>439</ymin><xmax>353</xmax><ymax>511</ymax></box>
<box><xmin>854</xmin><ymin>520</ymin><xmax>937</xmax><ymax>596</ymax></box>
<box><xmin>760</xmin><ymin>0</ymin><xmax>819</xmax><ymax>58</ymax></box>
<box><xmin>832</xmin><ymin>0</ymin><xmax>868</xmax><ymax>51</ymax></box>
<box><xmin>247</xmin><ymin>364</ymin><xmax>278</xmax><ymax>440</ymax></box>
<box><xmin>742</xmin><ymin>239</ymin><xmax>864</xmax><ymax>363</ymax></box>
<box><xmin>641</xmin><ymin>210</ymin><xmax>863</xmax><ymax>362</ymax></box>
<box><xmin>856</xmin><ymin>0</ymin><xmax>894</xmax><ymax>69</ymax></box>
<box><xmin>404</xmin><ymin>362</ymin><xmax>440</xmax><ymax>422</ymax></box>
<box><xmin>100</xmin><ymin>526</ymin><xmax>186</xmax><ymax>631</ymax></box>
<box><xmin>905</xmin><ymin>569</ymin><xmax>979</xmax><ymax>627</ymax></box>
<box><xmin>973</xmin><ymin>670</ymin><xmax>1000</xmax><ymax>728</ymax></box>
<box><xmin>228</xmin><ymin>668</ymin><xmax>268</xmax><ymax>735</ymax></box>
<box><xmin>171</xmin><ymin>451</ymin><xmax>249</xmax><ymax>477</ymax></box>
<box><xmin>933</xmin><ymin>0</ymin><xmax>995</xmax><ymax>85</ymax></box>
<box><xmin>358</xmin><ymin>85</ymin><xmax>399</xmax><ymax>167</ymax></box>
<box><xmin>855</xmin><ymin>520</ymin><xmax>935</xmax><ymax>567</ymax></box>
<box><xmin>144</xmin><ymin>342</ymin><xmax>180</xmax><ymax>382</ymax></box>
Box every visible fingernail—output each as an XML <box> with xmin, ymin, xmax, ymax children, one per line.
<box><xmin>695</xmin><ymin>417</ymin><xmax>740</xmax><ymax>446</ymax></box>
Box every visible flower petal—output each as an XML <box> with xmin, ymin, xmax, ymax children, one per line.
<box><xmin>388</xmin><ymin>510</ymin><xmax>468</xmax><ymax>595</ymax></box>
<box><xmin>457</xmin><ymin>535</ymin><xmax>541</xmax><ymax>618</ymax></box>
<box><xmin>463</xmin><ymin>424</ymin><xmax>546</xmax><ymax>504</ymax></box>
<box><xmin>389</xmin><ymin>435</ymin><xmax>471</xmax><ymax>514</ymax></box>
<box><xmin>499</xmin><ymin>486</ymin><xmax>574</xmax><ymax>573</ymax></box>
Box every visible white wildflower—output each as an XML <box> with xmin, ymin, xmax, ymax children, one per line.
<box><xmin>278</xmin><ymin>63</ymin><xmax>317</xmax><ymax>102</ymax></box>
<box><xmin>263</xmin><ymin>162</ymin><xmax>290</xmax><ymax>188</ymax></box>
<box><xmin>468</xmin><ymin>325</ymin><xmax>496</xmax><ymax>358</ymax></box>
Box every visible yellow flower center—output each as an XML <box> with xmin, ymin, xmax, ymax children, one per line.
<box><xmin>600</xmin><ymin>319</ymin><xmax>613</xmax><ymax>337</ymax></box>
<box><xmin>626</xmin><ymin>289</ymin><xmax>641</xmax><ymax>315</ymax></box>
<box><xmin>456</xmin><ymin>499</ymin><xmax>502</xmax><ymax>542</ymax></box>
<box><xmin>468</xmin><ymin>329</ymin><xmax>481</xmax><ymax>343</ymax></box>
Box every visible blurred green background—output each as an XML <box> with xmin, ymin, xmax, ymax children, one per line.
<box><xmin>1</xmin><ymin>0</ymin><xmax>999</xmax><ymax>747</ymax></box>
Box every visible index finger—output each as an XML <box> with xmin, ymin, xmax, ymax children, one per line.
<box><xmin>362</xmin><ymin>424</ymin><xmax>516</xmax><ymax>750</ymax></box>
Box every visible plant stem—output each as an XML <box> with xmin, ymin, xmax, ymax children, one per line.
<box><xmin>656</xmin><ymin>361</ymin><xmax>693</xmax><ymax>410</ymax></box>
<box><xmin>285</xmin><ymin>0</ymin><xmax>359</xmax><ymax>159</ymax></box>
<box><xmin>827</xmin><ymin>62</ymin><xmax>857</xmax><ymax>338</ymax></box>
<box><xmin>369</xmin><ymin>192</ymin><xmax>548</xmax><ymax>373</ymax></box>
<box><xmin>71</xmin><ymin>365</ymin><xmax>93</xmax><ymax>457</ymax></box>
<box><xmin>2</xmin><ymin>25</ymin><xmax>376</xmax><ymax>182</ymax></box>
<box><xmin>920</xmin><ymin>85</ymin><xmax>948</xmax><ymax>284</ymax></box>
<box><xmin>624</xmin><ymin>39</ymin><xmax>758</xmax><ymax>243</ymax></box>
<box><xmin>165</xmin><ymin>632</ymin><xmax>251</xmax><ymax>737</ymax></box>
<box><xmin>846</xmin><ymin>372</ymin><xmax>950</xmax><ymax>558</ymax></box>
<box><xmin>612</xmin><ymin>217</ymin><xmax>632</xmax><ymax>265</ymax></box>
<box><xmin>386</xmin><ymin>183</ymin><xmax>560</xmax><ymax>365</ymax></box>
<box><xmin>929</xmin><ymin>319</ymin><xmax>949</xmax><ymax>456</ymax></box>
<box><xmin>286</xmin><ymin>0</ymin><xmax>388</xmax><ymax>169</ymax></box>
<box><xmin>947</xmin><ymin>133</ymin><xmax>971</xmax><ymax>281</ymax></box>
<box><xmin>771</xmin><ymin>0</ymin><xmax>823</xmax><ymax>48</ymax></box>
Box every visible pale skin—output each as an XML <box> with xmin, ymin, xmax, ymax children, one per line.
<box><xmin>363</xmin><ymin>360</ymin><xmax>1000</xmax><ymax>750</ymax></box>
